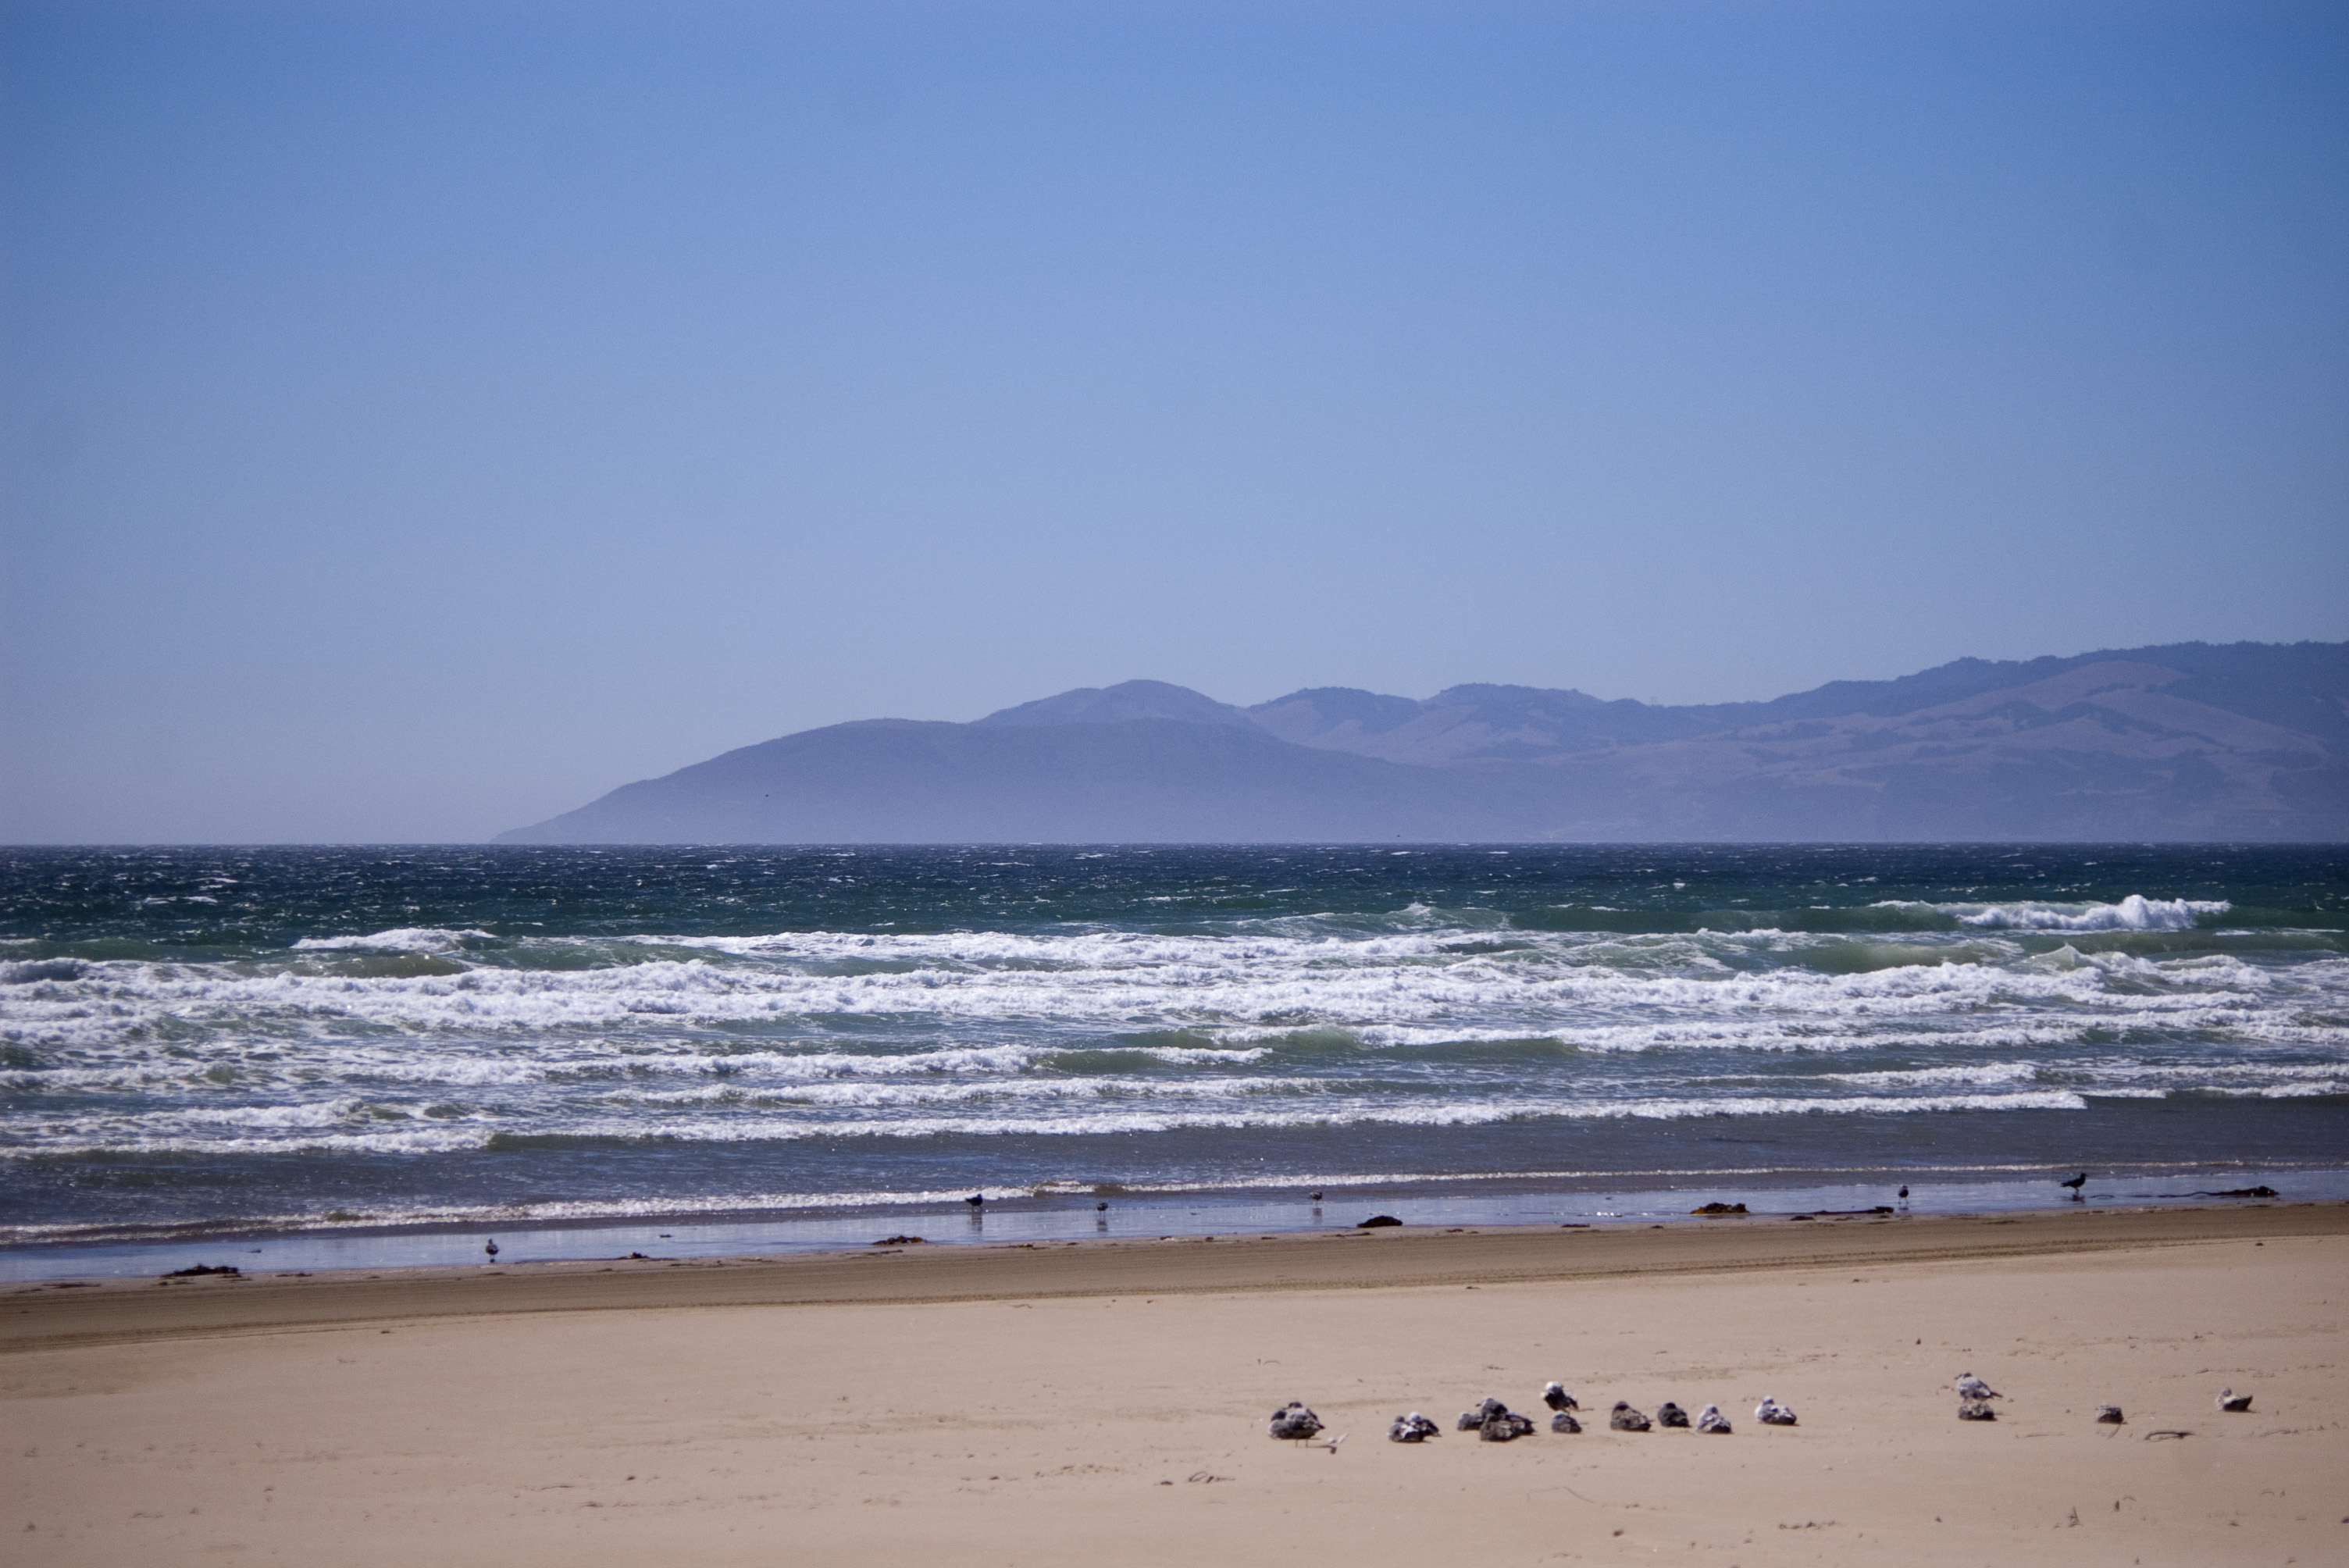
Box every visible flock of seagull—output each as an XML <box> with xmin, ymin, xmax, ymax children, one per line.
<box><xmin>1268</xmin><ymin>1372</ymin><xmax>2260</xmax><ymax>1445</ymax></box>
<box><xmin>1266</xmin><ymin>1383</ymin><xmax>1795</xmax><ymax>1445</ymax></box>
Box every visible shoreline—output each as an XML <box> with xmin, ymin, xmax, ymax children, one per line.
<box><xmin>9</xmin><ymin>1160</ymin><xmax>2342</xmax><ymax>1281</ymax></box>
<box><xmin>10</xmin><ymin>1200</ymin><xmax>2343</xmax><ymax>1353</ymax></box>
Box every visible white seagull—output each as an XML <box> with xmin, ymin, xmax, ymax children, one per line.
<box><xmin>1755</xmin><ymin>1397</ymin><xmax>1798</xmax><ymax>1427</ymax></box>
<box><xmin>1696</xmin><ymin>1404</ymin><xmax>1732</xmax><ymax>1434</ymax></box>
<box><xmin>1954</xmin><ymin>1374</ymin><xmax>2001</xmax><ymax>1401</ymax></box>
<box><xmin>2216</xmin><ymin>1388</ymin><xmax>2253</xmax><ymax>1412</ymax></box>
<box><xmin>1542</xmin><ymin>1381</ymin><xmax>1577</xmax><ymax>1412</ymax></box>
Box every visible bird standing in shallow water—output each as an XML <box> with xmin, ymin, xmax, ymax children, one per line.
<box><xmin>2060</xmin><ymin>1171</ymin><xmax>2088</xmax><ymax>1199</ymax></box>
<box><xmin>483</xmin><ymin>1238</ymin><xmax>499</xmax><ymax>1263</ymax></box>
<box><xmin>964</xmin><ymin>1193</ymin><xmax>985</xmax><ymax>1209</ymax></box>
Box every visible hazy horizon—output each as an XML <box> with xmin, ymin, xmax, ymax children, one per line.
<box><xmin>5</xmin><ymin>1</ymin><xmax>2344</xmax><ymax>843</ymax></box>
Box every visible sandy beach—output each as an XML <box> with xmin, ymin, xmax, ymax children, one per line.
<box><xmin>5</xmin><ymin>1204</ymin><xmax>2344</xmax><ymax>1565</ymax></box>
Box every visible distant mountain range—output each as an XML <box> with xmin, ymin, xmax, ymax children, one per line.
<box><xmin>497</xmin><ymin>641</ymin><xmax>2349</xmax><ymax>843</ymax></box>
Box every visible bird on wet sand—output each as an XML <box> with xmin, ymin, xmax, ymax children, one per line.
<box><xmin>1542</xmin><ymin>1381</ymin><xmax>1577</xmax><ymax>1412</ymax></box>
<box><xmin>1755</xmin><ymin>1397</ymin><xmax>1797</xmax><ymax>1427</ymax></box>
<box><xmin>1696</xmin><ymin>1404</ymin><xmax>1732</xmax><ymax>1434</ymax></box>
<box><xmin>2217</xmin><ymin>1388</ymin><xmax>2253</xmax><ymax>1412</ymax></box>
<box><xmin>1955</xmin><ymin>1374</ymin><xmax>2001</xmax><ymax>1401</ymax></box>
<box><xmin>2060</xmin><ymin>1171</ymin><xmax>2089</xmax><ymax>1199</ymax></box>
<box><xmin>483</xmin><ymin>1238</ymin><xmax>499</xmax><ymax>1263</ymax></box>
<box><xmin>1656</xmin><ymin>1401</ymin><xmax>1691</xmax><ymax>1428</ymax></box>
<box><xmin>2095</xmin><ymin>1405</ymin><xmax>2126</xmax><ymax>1424</ymax></box>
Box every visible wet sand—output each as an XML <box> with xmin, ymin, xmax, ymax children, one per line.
<box><xmin>5</xmin><ymin>1204</ymin><xmax>2344</xmax><ymax>1564</ymax></box>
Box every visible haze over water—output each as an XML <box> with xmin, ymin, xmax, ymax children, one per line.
<box><xmin>2</xmin><ymin>844</ymin><xmax>2344</xmax><ymax>1266</ymax></box>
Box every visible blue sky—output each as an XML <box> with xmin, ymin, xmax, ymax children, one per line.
<box><xmin>4</xmin><ymin>0</ymin><xmax>2344</xmax><ymax>842</ymax></box>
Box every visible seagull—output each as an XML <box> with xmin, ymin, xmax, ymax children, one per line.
<box><xmin>2095</xmin><ymin>1405</ymin><xmax>2125</xmax><ymax>1424</ymax></box>
<box><xmin>1608</xmin><ymin>1401</ymin><xmax>1652</xmax><ymax>1432</ymax></box>
<box><xmin>1959</xmin><ymin>1397</ymin><xmax>1998</xmax><ymax>1421</ymax></box>
<box><xmin>483</xmin><ymin>1238</ymin><xmax>499</xmax><ymax>1263</ymax></box>
<box><xmin>1387</xmin><ymin>1412</ymin><xmax>1440</xmax><ymax>1443</ymax></box>
<box><xmin>1897</xmin><ymin>1185</ymin><xmax>1909</xmax><ymax>1203</ymax></box>
<box><xmin>1696</xmin><ymin>1404</ymin><xmax>1732</xmax><ymax>1434</ymax></box>
<box><xmin>1955</xmin><ymin>1374</ymin><xmax>2001</xmax><ymax>1401</ymax></box>
<box><xmin>1096</xmin><ymin>1201</ymin><xmax>1108</xmax><ymax>1211</ymax></box>
<box><xmin>1477</xmin><ymin>1404</ymin><xmax>1535</xmax><ymax>1442</ymax></box>
<box><xmin>1656</xmin><ymin>1401</ymin><xmax>1690</xmax><ymax>1428</ymax></box>
<box><xmin>1542</xmin><ymin>1381</ymin><xmax>1578</xmax><ymax>1412</ymax></box>
<box><xmin>1549</xmin><ymin>1411</ymin><xmax>1581</xmax><ymax>1434</ymax></box>
<box><xmin>964</xmin><ymin>1192</ymin><xmax>986</xmax><ymax>1209</ymax></box>
<box><xmin>1309</xmin><ymin>1192</ymin><xmax>1324</xmax><ymax>1203</ymax></box>
<box><xmin>1268</xmin><ymin>1402</ymin><xmax>1324</xmax><ymax>1440</ymax></box>
<box><xmin>1461</xmin><ymin>1397</ymin><xmax>1508</xmax><ymax>1430</ymax></box>
<box><xmin>1755</xmin><ymin>1396</ymin><xmax>1797</xmax><ymax>1427</ymax></box>
<box><xmin>2216</xmin><ymin>1388</ymin><xmax>2253</xmax><ymax>1413</ymax></box>
<box><xmin>2060</xmin><ymin>1171</ymin><xmax>2088</xmax><ymax>1199</ymax></box>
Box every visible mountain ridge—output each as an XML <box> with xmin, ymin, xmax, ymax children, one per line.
<box><xmin>497</xmin><ymin>640</ymin><xmax>2348</xmax><ymax>843</ymax></box>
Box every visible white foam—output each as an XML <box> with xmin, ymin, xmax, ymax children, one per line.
<box><xmin>0</xmin><ymin>1086</ymin><xmax>2101</xmax><ymax>1159</ymax></box>
<box><xmin>1930</xmin><ymin>896</ymin><xmax>2230</xmax><ymax>932</ymax></box>
<box><xmin>6</xmin><ymin>905</ymin><xmax>2341</xmax><ymax>1164</ymax></box>
<box><xmin>291</xmin><ymin>928</ymin><xmax>496</xmax><ymax>953</ymax></box>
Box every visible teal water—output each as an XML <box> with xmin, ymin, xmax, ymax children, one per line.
<box><xmin>3</xmin><ymin>844</ymin><xmax>2344</xmax><ymax>1264</ymax></box>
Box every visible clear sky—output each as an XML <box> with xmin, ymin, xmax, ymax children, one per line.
<box><xmin>3</xmin><ymin>0</ymin><xmax>2344</xmax><ymax>843</ymax></box>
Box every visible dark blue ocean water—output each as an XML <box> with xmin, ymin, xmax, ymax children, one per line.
<box><xmin>3</xmin><ymin>844</ymin><xmax>2344</xmax><ymax>1274</ymax></box>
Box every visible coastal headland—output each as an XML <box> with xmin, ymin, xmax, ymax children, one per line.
<box><xmin>5</xmin><ymin>1204</ymin><xmax>2343</xmax><ymax>1563</ymax></box>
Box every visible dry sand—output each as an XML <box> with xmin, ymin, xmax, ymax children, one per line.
<box><xmin>5</xmin><ymin>1204</ymin><xmax>2344</xmax><ymax>1566</ymax></box>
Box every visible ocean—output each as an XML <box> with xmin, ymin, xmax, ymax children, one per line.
<box><xmin>3</xmin><ymin>843</ymin><xmax>2344</xmax><ymax>1278</ymax></box>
